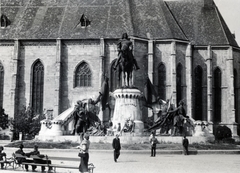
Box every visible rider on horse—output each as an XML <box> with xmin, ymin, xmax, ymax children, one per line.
<box><xmin>113</xmin><ymin>33</ymin><xmax>140</xmax><ymax>70</ymax></box>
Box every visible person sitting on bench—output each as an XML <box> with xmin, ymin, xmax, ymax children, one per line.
<box><xmin>15</xmin><ymin>144</ymin><xmax>35</xmax><ymax>171</ymax></box>
<box><xmin>28</xmin><ymin>145</ymin><xmax>52</xmax><ymax>172</ymax></box>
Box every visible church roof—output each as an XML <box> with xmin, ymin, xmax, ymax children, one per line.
<box><xmin>0</xmin><ymin>0</ymin><xmax>238</xmax><ymax>47</ymax></box>
<box><xmin>165</xmin><ymin>0</ymin><xmax>238</xmax><ymax>47</ymax></box>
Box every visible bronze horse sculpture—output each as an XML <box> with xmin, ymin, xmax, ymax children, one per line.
<box><xmin>118</xmin><ymin>51</ymin><xmax>134</xmax><ymax>87</ymax></box>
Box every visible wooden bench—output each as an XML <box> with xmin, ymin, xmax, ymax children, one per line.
<box><xmin>0</xmin><ymin>157</ymin><xmax>14</xmax><ymax>169</ymax></box>
<box><xmin>49</xmin><ymin>163</ymin><xmax>95</xmax><ymax>173</ymax></box>
<box><xmin>12</xmin><ymin>153</ymin><xmax>27</xmax><ymax>169</ymax></box>
<box><xmin>13</xmin><ymin>153</ymin><xmax>95</xmax><ymax>173</ymax></box>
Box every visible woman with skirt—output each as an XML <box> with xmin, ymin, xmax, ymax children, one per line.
<box><xmin>78</xmin><ymin>133</ymin><xmax>90</xmax><ymax>173</ymax></box>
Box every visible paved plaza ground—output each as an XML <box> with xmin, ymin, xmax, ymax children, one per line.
<box><xmin>1</xmin><ymin>147</ymin><xmax>240</xmax><ymax>173</ymax></box>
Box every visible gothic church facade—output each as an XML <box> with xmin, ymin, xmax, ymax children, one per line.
<box><xmin>0</xmin><ymin>0</ymin><xmax>240</xmax><ymax>136</ymax></box>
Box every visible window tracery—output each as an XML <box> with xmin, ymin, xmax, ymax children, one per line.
<box><xmin>75</xmin><ymin>62</ymin><xmax>92</xmax><ymax>87</ymax></box>
<box><xmin>32</xmin><ymin>60</ymin><xmax>44</xmax><ymax>115</ymax></box>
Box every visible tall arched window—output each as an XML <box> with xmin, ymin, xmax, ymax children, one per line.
<box><xmin>158</xmin><ymin>63</ymin><xmax>166</xmax><ymax>100</ymax></box>
<box><xmin>0</xmin><ymin>63</ymin><xmax>4</xmax><ymax>108</ymax></box>
<box><xmin>75</xmin><ymin>62</ymin><xmax>92</xmax><ymax>87</ymax></box>
<box><xmin>31</xmin><ymin>60</ymin><xmax>44</xmax><ymax>115</ymax></box>
<box><xmin>177</xmin><ymin>63</ymin><xmax>183</xmax><ymax>104</ymax></box>
<box><xmin>213</xmin><ymin>67</ymin><xmax>221</xmax><ymax>123</ymax></box>
<box><xmin>110</xmin><ymin>59</ymin><xmax>121</xmax><ymax>91</ymax></box>
<box><xmin>194</xmin><ymin>66</ymin><xmax>203</xmax><ymax>120</ymax></box>
<box><xmin>234</xmin><ymin>69</ymin><xmax>238</xmax><ymax>123</ymax></box>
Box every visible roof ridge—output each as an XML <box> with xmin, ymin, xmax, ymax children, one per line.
<box><xmin>214</xmin><ymin>3</ymin><xmax>229</xmax><ymax>45</ymax></box>
<box><xmin>164</xmin><ymin>1</ymin><xmax>188</xmax><ymax>41</ymax></box>
<box><xmin>214</xmin><ymin>2</ymin><xmax>238</xmax><ymax>47</ymax></box>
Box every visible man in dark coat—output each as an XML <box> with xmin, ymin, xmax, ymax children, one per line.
<box><xmin>182</xmin><ymin>136</ymin><xmax>189</xmax><ymax>155</ymax></box>
<box><xmin>28</xmin><ymin>145</ymin><xmax>52</xmax><ymax>172</ymax></box>
<box><xmin>112</xmin><ymin>134</ymin><xmax>121</xmax><ymax>162</ymax></box>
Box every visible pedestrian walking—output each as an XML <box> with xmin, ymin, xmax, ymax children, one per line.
<box><xmin>149</xmin><ymin>132</ymin><xmax>159</xmax><ymax>157</ymax></box>
<box><xmin>182</xmin><ymin>135</ymin><xmax>189</xmax><ymax>155</ymax></box>
<box><xmin>78</xmin><ymin>133</ymin><xmax>90</xmax><ymax>173</ymax></box>
<box><xmin>112</xmin><ymin>134</ymin><xmax>121</xmax><ymax>162</ymax></box>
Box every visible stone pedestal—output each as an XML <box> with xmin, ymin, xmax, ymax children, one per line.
<box><xmin>112</xmin><ymin>88</ymin><xmax>143</xmax><ymax>134</ymax></box>
<box><xmin>207</xmin><ymin>121</ymin><xmax>213</xmax><ymax>134</ymax></box>
<box><xmin>193</xmin><ymin>120</ymin><xmax>213</xmax><ymax>137</ymax></box>
<box><xmin>193</xmin><ymin>121</ymin><xmax>205</xmax><ymax>137</ymax></box>
<box><xmin>134</xmin><ymin>120</ymin><xmax>144</xmax><ymax>136</ymax></box>
<box><xmin>39</xmin><ymin>120</ymin><xmax>63</xmax><ymax>136</ymax></box>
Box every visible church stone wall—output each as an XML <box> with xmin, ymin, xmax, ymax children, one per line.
<box><xmin>18</xmin><ymin>42</ymin><xmax>57</xmax><ymax>114</ymax></box>
<box><xmin>233</xmin><ymin>50</ymin><xmax>240</xmax><ymax>124</ymax></box>
<box><xmin>60</xmin><ymin>40</ymin><xmax>101</xmax><ymax>112</ymax></box>
<box><xmin>1</xmin><ymin>40</ymin><xmax>239</xmax><ymax>132</ymax></box>
<box><xmin>176</xmin><ymin>43</ymin><xmax>187</xmax><ymax>103</ymax></box>
<box><xmin>192</xmin><ymin>48</ymin><xmax>208</xmax><ymax>121</ymax></box>
<box><xmin>0</xmin><ymin>44</ymin><xmax>15</xmax><ymax>117</ymax></box>
<box><xmin>212</xmin><ymin>48</ymin><xmax>232</xmax><ymax>123</ymax></box>
<box><xmin>154</xmin><ymin>42</ymin><xmax>171</xmax><ymax>98</ymax></box>
<box><xmin>134</xmin><ymin>40</ymin><xmax>148</xmax><ymax>121</ymax></box>
<box><xmin>134</xmin><ymin>40</ymin><xmax>148</xmax><ymax>91</ymax></box>
<box><xmin>105</xmin><ymin>39</ymin><xmax>118</xmax><ymax>80</ymax></box>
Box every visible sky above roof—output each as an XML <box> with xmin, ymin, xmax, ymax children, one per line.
<box><xmin>214</xmin><ymin>0</ymin><xmax>240</xmax><ymax>45</ymax></box>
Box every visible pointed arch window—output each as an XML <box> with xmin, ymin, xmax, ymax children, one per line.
<box><xmin>0</xmin><ymin>63</ymin><xmax>4</xmax><ymax>108</ymax></box>
<box><xmin>194</xmin><ymin>66</ymin><xmax>203</xmax><ymax>120</ymax></box>
<box><xmin>213</xmin><ymin>67</ymin><xmax>221</xmax><ymax>123</ymax></box>
<box><xmin>158</xmin><ymin>63</ymin><xmax>166</xmax><ymax>100</ymax></box>
<box><xmin>176</xmin><ymin>63</ymin><xmax>183</xmax><ymax>104</ymax></box>
<box><xmin>75</xmin><ymin>62</ymin><xmax>92</xmax><ymax>87</ymax></box>
<box><xmin>31</xmin><ymin>60</ymin><xmax>44</xmax><ymax>115</ymax></box>
<box><xmin>110</xmin><ymin>59</ymin><xmax>120</xmax><ymax>91</ymax></box>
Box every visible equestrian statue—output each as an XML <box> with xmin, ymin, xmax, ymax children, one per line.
<box><xmin>114</xmin><ymin>33</ymin><xmax>140</xmax><ymax>87</ymax></box>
